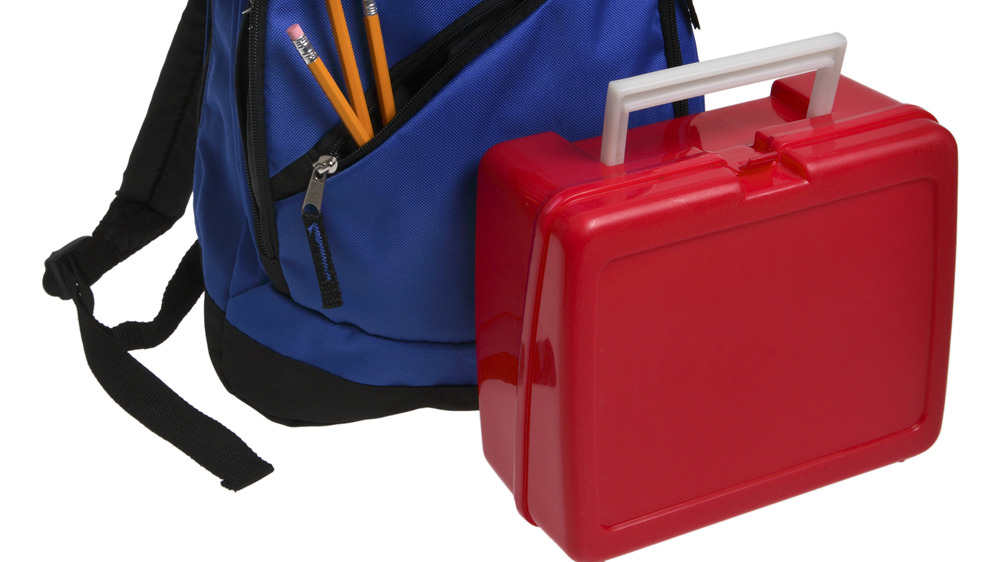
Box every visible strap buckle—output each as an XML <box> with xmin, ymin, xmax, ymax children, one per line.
<box><xmin>43</xmin><ymin>236</ymin><xmax>92</xmax><ymax>300</ymax></box>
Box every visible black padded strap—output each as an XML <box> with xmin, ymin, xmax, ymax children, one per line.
<box><xmin>43</xmin><ymin>0</ymin><xmax>208</xmax><ymax>296</ymax></box>
<box><xmin>100</xmin><ymin>0</ymin><xmax>209</xmax><ymax>265</ymax></box>
<box><xmin>43</xmin><ymin>0</ymin><xmax>274</xmax><ymax>490</ymax></box>
<box><xmin>72</xmin><ymin>243</ymin><xmax>273</xmax><ymax>491</ymax></box>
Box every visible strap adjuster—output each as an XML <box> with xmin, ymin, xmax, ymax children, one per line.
<box><xmin>43</xmin><ymin>236</ymin><xmax>92</xmax><ymax>300</ymax></box>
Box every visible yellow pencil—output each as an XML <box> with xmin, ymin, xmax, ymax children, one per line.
<box><xmin>362</xmin><ymin>0</ymin><xmax>396</xmax><ymax>127</ymax></box>
<box><xmin>288</xmin><ymin>24</ymin><xmax>372</xmax><ymax>147</ymax></box>
<box><xmin>325</xmin><ymin>0</ymin><xmax>374</xmax><ymax>138</ymax></box>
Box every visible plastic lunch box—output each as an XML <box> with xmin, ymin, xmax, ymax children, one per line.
<box><xmin>475</xmin><ymin>34</ymin><xmax>957</xmax><ymax>561</ymax></box>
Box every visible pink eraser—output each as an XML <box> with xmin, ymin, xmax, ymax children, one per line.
<box><xmin>287</xmin><ymin>24</ymin><xmax>304</xmax><ymax>41</ymax></box>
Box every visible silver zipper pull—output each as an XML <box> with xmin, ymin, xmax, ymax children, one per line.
<box><xmin>302</xmin><ymin>155</ymin><xmax>339</xmax><ymax>214</ymax></box>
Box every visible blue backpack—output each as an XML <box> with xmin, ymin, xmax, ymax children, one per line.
<box><xmin>43</xmin><ymin>0</ymin><xmax>702</xmax><ymax>490</ymax></box>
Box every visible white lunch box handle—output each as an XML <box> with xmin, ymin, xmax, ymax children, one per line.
<box><xmin>600</xmin><ymin>33</ymin><xmax>847</xmax><ymax>166</ymax></box>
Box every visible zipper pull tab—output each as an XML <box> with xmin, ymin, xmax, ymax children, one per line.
<box><xmin>301</xmin><ymin>154</ymin><xmax>345</xmax><ymax>309</ymax></box>
<box><xmin>302</xmin><ymin>155</ymin><xmax>339</xmax><ymax>215</ymax></box>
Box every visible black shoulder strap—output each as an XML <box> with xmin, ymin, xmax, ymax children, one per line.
<box><xmin>42</xmin><ymin>0</ymin><xmax>273</xmax><ymax>491</ymax></box>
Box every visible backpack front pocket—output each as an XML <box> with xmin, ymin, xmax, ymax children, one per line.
<box><xmin>239</xmin><ymin>0</ymin><xmax>699</xmax><ymax>345</ymax></box>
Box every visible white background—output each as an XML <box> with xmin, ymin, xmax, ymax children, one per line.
<box><xmin>2</xmin><ymin>1</ymin><xmax>997</xmax><ymax>560</ymax></box>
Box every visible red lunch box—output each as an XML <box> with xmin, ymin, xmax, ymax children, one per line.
<box><xmin>474</xmin><ymin>34</ymin><xmax>957</xmax><ymax>561</ymax></box>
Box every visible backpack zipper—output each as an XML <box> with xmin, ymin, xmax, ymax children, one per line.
<box><xmin>302</xmin><ymin>155</ymin><xmax>339</xmax><ymax>215</ymax></box>
<box><xmin>239</xmin><ymin>0</ymin><xmax>294</xmax><ymax>295</ymax></box>
<box><xmin>301</xmin><ymin>154</ymin><xmax>344</xmax><ymax>309</ymax></box>
<box><xmin>665</xmin><ymin>0</ymin><xmax>691</xmax><ymax>117</ymax></box>
<box><xmin>236</xmin><ymin>1</ymin><xmax>269</xmax><ymax>259</ymax></box>
<box><xmin>245</xmin><ymin>0</ymin><xmax>274</xmax><ymax>257</ymax></box>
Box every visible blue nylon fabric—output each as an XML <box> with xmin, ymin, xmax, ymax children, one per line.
<box><xmin>195</xmin><ymin>0</ymin><xmax>251</xmax><ymax>309</ymax></box>
<box><xmin>227</xmin><ymin>284</ymin><xmax>476</xmax><ymax>386</ymax></box>
<box><xmin>193</xmin><ymin>0</ymin><xmax>702</xmax><ymax>387</ymax></box>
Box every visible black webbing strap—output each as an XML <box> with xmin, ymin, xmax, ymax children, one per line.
<box><xmin>42</xmin><ymin>0</ymin><xmax>273</xmax><ymax>490</ymax></box>
<box><xmin>67</xmin><ymin>242</ymin><xmax>273</xmax><ymax>490</ymax></box>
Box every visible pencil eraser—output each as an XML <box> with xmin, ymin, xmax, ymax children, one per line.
<box><xmin>287</xmin><ymin>24</ymin><xmax>304</xmax><ymax>41</ymax></box>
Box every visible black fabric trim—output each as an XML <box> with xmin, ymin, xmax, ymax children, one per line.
<box><xmin>204</xmin><ymin>296</ymin><xmax>478</xmax><ymax>428</ymax></box>
<box><xmin>682</xmin><ymin>0</ymin><xmax>700</xmax><ymax>30</ymax></box>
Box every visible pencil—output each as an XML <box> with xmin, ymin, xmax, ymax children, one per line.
<box><xmin>362</xmin><ymin>0</ymin><xmax>396</xmax><ymax>127</ymax></box>
<box><xmin>288</xmin><ymin>24</ymin><xmax>372</xmax><ymax>147</ymax></box>
<box><xmin>325</xmin><ymin>0</ymin><xmax>374</xmax><ymax>138</ymax></box>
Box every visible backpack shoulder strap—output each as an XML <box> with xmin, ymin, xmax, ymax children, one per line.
<box><xmin>43</xmin><ymin>0</ymin><xmax>273</xmax><ymax>491</ymax></box>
